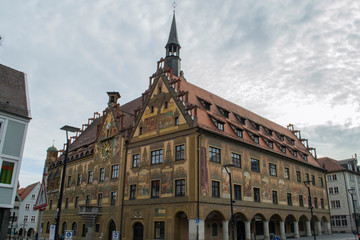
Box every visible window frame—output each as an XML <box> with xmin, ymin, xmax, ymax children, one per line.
<box><xmin>212</xmin><ymin>180</ymin><xmax>220</xmax><ymax>198</ymax></box>
<box><xmin>154</xmin><ymin>221</ymin><xmax>165</xmax><ymax>239</ymax></box>
<box><xmin>251</xmin><ymin>158</ymin><xmax>260</xmax><ymax>172</ymax></box>
<box><xmin>111</xmin><ymin>165</ymin><xmax>119</xmax><ymax>179</ymax></box>
<box><xmin>254</xmin><ymin>188</ymin><xmax>260</xmax><ymax>202</ymax></box>
<box><xmin>269</xmin><ymin>163</ymin><xmax>277</xmax><ymax>176</ymax></box>
<box><xmin>151</xmin><ymin>180</ymin><xmax>160</xmax><ymax>199</ymax></box>
<box><xmin>284</xmin><ymin>167</ymin><xmax>290</xmax><ymax>179</ymax></box>
<box><xmin>296</xmin><ymin>171</ymin><xmax>301</xmax><ymax>182</ymax></box>
<box><xmin>175</xmin><ymin>145</ymin><xmax>185</xmax><ymax>161</ymax></box>
<box><xmin>151</xmin><ymin>149</ymin><xmax>163</xmax><ymax>165</ymax></box>
<box><xmin>130</xmin><ymin>185</ymin><xmax>136</xmax><ymax>200</ymax></box>
<box><xmin>98</xmin><ymin>193</ymin><xmax>103</xmax><ymax>206</ymax></box>
<box><xmin>99</xmin><ymin>168</ymin><xmax>105</xmax><ymax>182</ymax></box>
<box><xmin>272</xmin><ymin>191</ymin><xmax>278</xmax><ymax>204</ymax></box>
<box><xmin>234</xmin><ymin>184</ymin><xmax>242</xmax><ymax>200</ymax></box>
<box><xmin>287</xmin><ymin>193</ymin><xmax>292</xmax><ymax>206</ymax></box>
<box><xmin>88</xmin><ymin>170</ymin><xmax>93</xmax><ymax>183</ymax></box>
<box><xmin>132</xmin><ymin>154</ymin><xmax>140</xmax><ymax>168</ymax></box>
<box><xmin>110</xmin><ymin>191</ymin><xmax>117</xmax><ymax>206</ymax></box>
<box><xmin>175</xmin><ymin>179</ymin><xmax>185</xmax><ymax>196</ymax></box>
<box><xmin>209</xmin><ymin>146</ymin><xmax>221</xmax><ymax>163</ymax></box>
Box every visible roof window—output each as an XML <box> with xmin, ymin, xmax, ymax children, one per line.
<box><xmin>217</xmin><ymin>106</ymin><xmax>230</xmax><ymax>118</ymax></box>
<box><xmin>198</xmin><ymin>98</ymin><xmax>211</xmax><ymax>110</ymax></box>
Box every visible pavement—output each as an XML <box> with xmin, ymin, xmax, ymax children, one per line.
<box><xmin>297</xmin><ymin>233</ymin><xmax>358</xmax><ymax>240</ymax></box>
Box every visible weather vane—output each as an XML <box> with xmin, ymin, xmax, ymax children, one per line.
<box><xmin>173</xmin><ymin>1</ymin><xmax>177</xmax><ymax>13</ymax></box>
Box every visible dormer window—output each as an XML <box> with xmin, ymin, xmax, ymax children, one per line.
<box><xmin>234</xmin><ymin>114</ymin><xmax>246</xmax><ymax>125</ymax></box>
<box><xmin>280</xmin><ymin>146</ymin><xmax>286</xmax><ymax>153</ymax></box>
<box><xmin>348</xmin><ymin>163</ymin><xmax>353</xmax><ymax>170</ymax></box>
<box><xmin>248</xmin><ymin>132</ymin><xmax>259</xmax><ymax>144</ymax></box>
<box><xmin>264</xmin><ymin>127</ymin><xmax>273</xmax><ymax>136</ymax></box>
<box><xmin>217</xmin><ymin>106</ymin><xmax>230</xmax><ymax>118</ymax></box>
<box><xmin>198</xmin><ymin>98</ymin><xmax>211</xmax><ymax>110</ymax></box>
<box><xmin>276</xmin><ymin>132</ymin><xmax>284</xmax><ymax>141</ymax></box>
<box><xmin>304</xmin><ymin>155</ymin><xmax>308</xmax><ymax>161</ymax></box>
<box><xmin>210</xmin><ymin>117</ymin><xmax>224</xmax><ymax>131</ymax></box>
<box><xmin>286</xmin><ymin>137</ymin><xmax>295</xmax><ymax>145</ymax></box>
<box><xmin>230</xmin><ymin>124</ymin><xmax>243</xmax><ymax>138</ymax></box>
<box><xmin>250</xmin><ymin>121</ymin><xmax>260</xmax><ymax>131</ymax></box>
<box><xmin>268</xmin><ymin>141</ymin><xmax>273</xmax><ymax>149</ymax></box>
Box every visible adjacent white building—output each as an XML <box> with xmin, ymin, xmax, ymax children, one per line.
<box><xmin>319</xmin><ymin>156</ymin><xmax>360</xmax><ymax>233</ymax></box>
<box><xmin>0</xmin><ymin>64</ymin><xmax>31</xmax><ymax>239</ymax></box>
<box><xmin>15</xmin><ymin>182</ymin><xmax>41</xmax><ymax>238</ymax></box>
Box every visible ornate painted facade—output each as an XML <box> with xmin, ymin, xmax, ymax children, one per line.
<box><xmin>40</xmin><ymin>13</ymin><xmax>330</xmax><ymax>240</ymax></box>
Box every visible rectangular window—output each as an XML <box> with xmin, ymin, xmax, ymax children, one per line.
<box><xmin>296</xmin><ymin>171</ymin><xmax>301</xmax><ymax>182</ymax></box>
<box><xmin>305</xmin><ymin>173</ymin><xmax>309</xmax><ymax>182</ymax></box>
<box><xmin>151</xmin><ymin>150</ymin><xmax>163</xmax><ymax>164</ymax></box>
<box><xmin>254</xmin><ymin>188</ymin><xmax>260</xmax><ymax>202</ymax></box>
<box><xmin>209</xmin><ymin>147</ymin><xmax>221</xmax><ymax>163</ymax></box>
<box><xmin>65</xmin><ymin>198</ymin><xmax>69</xmax><ymax>209</ymax></box>
<box><xmin>151</xmin><ymin>180</ymin><xmax>160</xmax><ymax>198</ymax></box>
<box><xmin>318</xmin><ymin>177</ymin><xmax>323</xmax><ymax>187</ymax></box>
<box><xmin>133</xmin><ymin>154</ymin><xmax>140</xmax><ymax>168</ymax></box>
<box><xmin>272</xmin><ymin>191</ymin><xmax>278</xmax><ymax>204</ymax></box>
<box><xmin>212</xmin><ymin>181</ymin><xmax>220</xmax><ymax>198</ymax></box>
<box><xmin>175</xmin><ymin>117</ymin><xmax>179</xmax><ymax>126</ymax></box>
<box><xmin>75</xmin><ymin>197</ymin><xmax>79</xmax><ymax>208</ymax></box>
<box><xmin>216</xmin><ymin>121</ymin><xmax>224</xmax><ymax>131</ymax></box>
<box><xmin>287</xmin><ymin>193</ymin><xmax>292</xmax><ymax>206</ymax></box>
<box><xmin>49</xmin><ymin>200</ymin><xmax>52</xmax><ymax>210</ymax></box>
<box><xmin>332</xmin><ymin>174</ymin><xmax>337</xmax><ymax>181</ymax></box>
<box><xmin>111</xmin><ymin>165</ymin><xmax>119</xmax><ymax>178</ymax></box>
<box><xmin>331</xmin><ymin>200</ymin><xmax>341</xmax><ymax>208</ymax></box>
<box><xmin>175</xmin><ymin>145</ymin><xmax>185</xmax><ymax>161</ymax></box>
<box><xmin>269</xmin><ymin>164</ymin><xmax>277</xmax><ymax>176</ymax></box>
<box><xmin>82</xmin><ymin>224</ymin><xmax>87</xmax><ymax>237</ymax></box>
<box><xmin>329</xmin><ymin>187</ymin><xmax>334</xmax><ymax>194</ymax></box>
<box><xmin>299</xmin><ymin>195</ymin><xmax>304</xmax><ymax>207</ymax></box>
<box><xmin>67</xmin><ymin>176</ymin><xmax>71</xmax><ymax>188</ymax></box>
<box><xmin>267</xmin><ymin>141</ymin><xmax>274</xmax><ymax>149</ymax></box>
<box><xmin>25</xmin><ymin>204</ymin><xmax>30</xmax><ymax>210</ymax></box>
<box><xmin>321</xmin><ymin>199</ymin><xmax>324</xmax><ymax>209</ymax></box>
<box><xmin>111</xmin><ymin>191</ymin><xmax>117</xmax><ymax>206</ymax></box>
<box><xmin>314</xmin><ymin>197</ymin><xmax>318</xmax><ymax>208</ymax></box>
<box><xmin>231</xmin><ymin>153</ymin><xmax>241</xmax><ymax>168</ymax></box>
<box><xmin>98</xmin><ymin>193</ymin><xmax>103</xmax><ymax>206</ymax></box>
<box><xmin>31</xmin><ymin>216</ymin><xmax>36</xmax><ymax>222</ymax></box>
<box><xmin>175</xmin><ymin>179</ymin><xmax>185</xmax><ymax>196</ymax></box>
<box><xmin>130</xmin><ymin>185</ymin><xmax>136</xmax><ymax>200</ymax></box>
<box><xmin>88</xmin><ymin>171</ymin><xmax>93</xmax><ymax>183</ymax></box>
<box><xmin>154</xmin><ymin>221</ymin><xmax>165</xmax><ymax>239</ymax></box>
<box><xmin>311</xmin><ymin>175</ymin><xmax>315</xmax><ymax>185</ymax></box>
<box><xmin>234</xmin><ymin>185</ymin><xmax>241</xmax><ymax>200</ymax></box>
<box><xmin>331</xmin><ymin>216</ymin><xmax>348</xmax><ymax>227</ymax></box>
<box><xmin>251</xmin><ymin>158</ymin><xmax>260</xmax><ymax>172</ymax></box>
<box><xmin>0</xmin><ymin>161</ymin><xmax>15</xmax><ymax>184</ymax></box>
<box><xmin>334</xmin><ymin>187</ymin><xmax>339</xmax><ymax>193</ymax></box>
<box><xmin>285</xmin><ymin>167</ymin><xmax>290</xmax><ymax>179</ymax></box>
<box><xmin>24</xmin><ymin>215</ymin><xmax>28</xmax><ymax>222</ymax></box>
<box><xmin>86</xmin><ymin>195</ymin><xmax>90</xmax><ymax>206</ymax></box>
<box><xmin>234</xmin><ymin>128</ymin><xmax>243</xmax><ymax>138</ymax></box>
<box><xmin>77</xmin><ymin>173</ymin><xmax>82</xmax><ymax>186</ymax></box>
<box><xmin>95</xmin><ymin>224</ymin><xmax>100</xmax><ymax>233</ymax></box>
<box><xmin>99</xmin><ymin>168</ymin><xmax>105</xmax><ymax>182</ymax></box>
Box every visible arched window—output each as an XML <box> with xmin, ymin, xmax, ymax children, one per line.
<box><xmin>62</xmin><ymin>222</ymin><xmax>67</xmax><ymax>236</ymax></box>
<box><xmin>46</xmin><ymin>222</ymin><xmax>50</xmax><ymax>233</ymax></box>
<box><xmin>72</xmin><ymin>222</ymin><xmax>77</xmax><ymax>236</ymax></box>
<box><xmin>211</xmin><ymin>223</ymin><xmax>218</xmax><ymax>237</ymax></box>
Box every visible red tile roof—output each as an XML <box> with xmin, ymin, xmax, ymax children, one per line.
<box><xmin>18</xmin><ymin>182</ymin><xmax>39</xmax><ymax>201</ymax></box>
<box><xmin>317</xmin><ymin>157</ymin><xmax>346</xmax><ymax>172</ymax></box>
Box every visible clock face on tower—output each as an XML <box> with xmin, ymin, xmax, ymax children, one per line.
<box><xmin>100</xmin><ymin>142</ymin><xmax>112</xmax><ymax>161</ymax></box>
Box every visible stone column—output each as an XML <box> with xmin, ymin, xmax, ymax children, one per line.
<box><xmin>280</xmin><ymin>221</ymin><xmax>286</xmax><ymax>240</ymax></box>
<box><xmin>222</xmin><ymin>220</ymin><xmax>229</xmax><ymax>240</ymax></box>
<box><xmin>189</xmin><ymin>219</ymin><xmax>205</xmax><ymax>240</ymax></box>
<box><xmin>293</xmin><ymin>221</ymin><xmax>299</xmax><ymax>238</ymax></box>
<box><xmin>306</xmin><ymin>221</ymin><xmax>312</xmax><ymax>237</ymax></box>
<box><xmin>326</xmin><ymin>221</ymin><xmax>331</xmax><ymax>235</ymax></box>
<box><xmin>245</xmin><ymin>221</ymin><xmax>251</xmax><ymax>240</ymax></box>
<box><xmin>316</xmin><ymin>221</ymin><xmax>322</xmax><ymax>236</ymax></box>
<box><xmin>263</xmin><ymin>221</ymin><xmax>270</xmax><ymax>240</ymax></box>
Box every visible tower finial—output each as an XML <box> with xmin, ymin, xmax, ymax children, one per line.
<box><xmin>172</xmin><ymin>1</ymin><xmax>177</xmax><ymax>13</ymax></box>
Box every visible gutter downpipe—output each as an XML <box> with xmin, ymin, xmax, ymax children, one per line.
<box><xmin>119</xmin><ymin>140</ymin><xmax>129</xmax><ymax>240</ymax></box>
<box><xmin>197</xmin><ymin>129</ymin><xmax>202</xmax><ymax>240</ymax></box>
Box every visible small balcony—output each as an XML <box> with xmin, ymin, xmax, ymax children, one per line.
<box><xmin>78</xmin><ymin>206</ymin><xmax>100</xmax><ymax>226</ymax></box>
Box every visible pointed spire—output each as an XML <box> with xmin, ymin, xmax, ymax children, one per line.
<box><xmin>166</xmin><ymin>13</ymin><xmax>180</xmax><ymax>47</ymax></box>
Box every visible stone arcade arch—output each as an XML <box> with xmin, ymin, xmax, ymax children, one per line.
<box><xmin>174</xmin><ymin>211</ymin><xmax>189</xmax><ymax>240</ymax></box>
<box><xmin>27</xmin><ymin>228</ymin><xmax>35</xmax><ymax>237</ymax></box>
<box><xmin>205</xmin><ymin>210</ymin><xmax>226</xmax><ymax>240</ymax></box>
<box><xmin>299</xmin><ymin>215</ymin><xmax>309</xmax><ymax>237</ymax></box>
<box><xmin>251</xmin><ymin>213</ymin><xmax>266</xmax><ymax>240</ymax></box>
<box><xmin>269</xmin><ymin>214</ymin><xmax>282</xmax><ymax>239</ymax></box>
<box><xmin>133</xmin><ymin>222</ymin><xmax>144</xmax><ymax>240</ymax></box>
<box><xmin>285</xmin><ymin>214</ymin><xmax>296</xmax><ymax>238</ymax></box>
<box><xmin>233</xmin><ymin>212</ymin><xmax>247</xmax><ymax>240</ymax></box>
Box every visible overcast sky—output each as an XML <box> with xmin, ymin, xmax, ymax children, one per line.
<box><xmin>1</xmin><ymin>0</ymin><xmax>359</xmax><ymax>188</ymax></box>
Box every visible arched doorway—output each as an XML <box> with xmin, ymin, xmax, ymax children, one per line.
<box><xmin>251</xmin><ymin>213</ymin><xmax>266</xmax><ymax>239</ymax></box>
<box><xmin>205</xmin><ymin>210</ymin><xmax>226</xmax><ymax>240</ymax></box>
<box><xmin>108</xmin><ymin>220</ymin><xmax>116</xmax><ymax>240</ymax></box>
<box><xmin>27</xmin><ymin>228</ymin><xmax>35</xmax><ymax>237</ymax></box>
<box><xmin>133</xmin><ymin>222</ymin><xmax>144</xmax><ymax>240</ymax></box>
<box><xmin>299</xmin><ymin>215</ymin><xmax>308</xmax><ymax>237</ymax></box>
<box><xmin>62</xmin><ymin>222</ymin><xmax>67</xmax><ymax>237</ymax></box>
<box><xmin>174</xmin><ymin>211</ymin><xmax>189</xmax><ymax>240</ymax></box>
<box><xmin>19</xmin><ymin>228</ymin><xmax>26</xmax><ymax>238</ymax></box>
<box><xmin>269</xmin><ymin>214</ymin><xmax>282</xmax><ymax>238</ymax></box>
<box><xmin>285</xmin><ymin>215</ymin><xmax>296</xmax><ymax>238</ymax></box>
<box><xmin>233</xmin><ymin>212</ymin><xmax>247</xmax><ymax>240</ymax></box>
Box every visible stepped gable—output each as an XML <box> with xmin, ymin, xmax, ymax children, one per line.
<box><xmin>318</xmin><ymin>157</ymin><xmax>346</xmax><ymax>172</ymax></box>
<box><xmin>18</xmin><ymin>182</ymin><xmax>39</xmax><ymax>201</ymax></box>
<box><xmin>176</xmin><ymin>78</ymin><xmax>322</xmax><ymax>168</ymax></box>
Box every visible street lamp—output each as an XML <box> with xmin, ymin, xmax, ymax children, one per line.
<box><xmin>303</xmin><ymin>180</ymin><xmax>316</xmax><ymax>240</ymax></box>
<box><xmin>224</xmin><ymin>164</ymin><xmax>235</xmax><ymax>240</ymax></box>
<box><xmin>348</xmin><ymin>188</ymin><xmax>359</xmax><ymax>239</ymax></box>
<box><xmin>55</xmin><ymin>125</ymin><xmax>79</xmax><ymax>240</ymax></box>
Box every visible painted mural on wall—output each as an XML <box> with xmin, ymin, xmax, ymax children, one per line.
<box><xmin>222</xmin><ymin>168</ymin><xmax>230</xmax><ymax>198</ymax></box>
<box><xmin>161</xmin><ymin>168</ymin><xmax>173</xmax><ymax>194</ymax></box>
<box><xmin>138</xmin><ymin>169</ymin><xmax>150</xmax><ymax>197</ymax></box>
<box><xmin>159</xmin><ymin>111</ymin><xmax>173</xmax><ymax>129</ymax></box>
<box><xmin>262</xmin><ymin>176</ymin><xmax>271</xmax><ymax>201</ymax></box>
<box><xmin>243</xmin><ymin>171</ymin><xmax>252</xmax><ymax>197</ymax></box>
<box><xmin>278</xmin><ymin>179</ymin><xmax>285</xmax><ymax>199</ymax></box>
<box><xmin>201</xmin><ymin>147</ymin><xmax>209</xmax><ymax>196</ymax></box>
<box><xmin>143</xmin><ymin>116</ymin><xmax>157</xmax><ymax>133</ymax></box>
